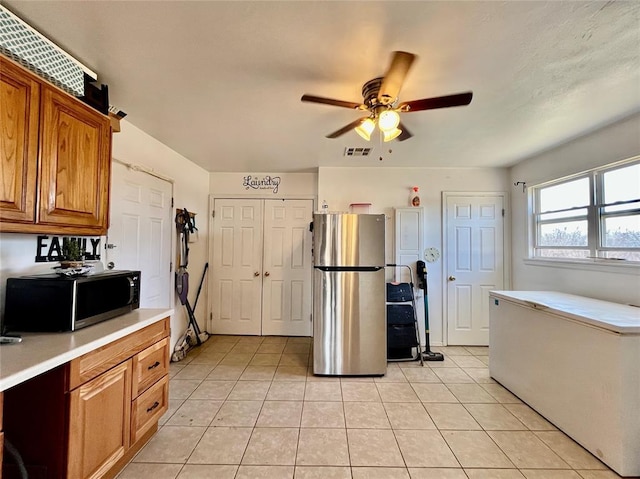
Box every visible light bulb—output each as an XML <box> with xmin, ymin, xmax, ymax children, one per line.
<box><xmin>378</xmin><ymin>110</ymin><xmax>400</xmax><ymax>132</ymax></box>
<box><xmin>383</xmin><ymin>127</ymin><xmax>402</xmax><ymax>142</ymax></box>
<box><xmin>355</xmin><ymin>118</ymin><xmax>375</xmax><ymax>141</ymax></box>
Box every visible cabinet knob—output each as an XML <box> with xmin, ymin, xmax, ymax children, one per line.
<box><xmin>147</xmin><ymin>361</ymin><xmax>161</xmax><ymax>370</ymax></box>
<box><xmin>448</xmin><ymin>276</ymin><xmax>456</xmax><ymax>281</ymax></box>
<box><xmin>264</xmin><ymin>271</ymin><xmax>270</xmax><ymax>277</ymax></box>
<box><xmin>254</xmin><ymin>271</ymin><xmax>260</xmax><ymax>277</ymax></box>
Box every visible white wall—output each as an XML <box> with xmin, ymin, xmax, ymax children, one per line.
<box><xmin>318</xmin><ymin>166</ymin><xmax>510</xmax><ymax>345</ymax></box>
<box><xmin>113</xmin><ymin>121</ymin><xmax>211</xmax><ymax>350</ymax></box>
<box><xmin>0</xmin><ymin>121</ymin><xmax>210</xmax><ymax>351</ymax></box>
<box><xmin>210</xmin><ymin>172</ymin><xmax>317</xmax><ymax>198</ymax></box>
<box><xmin>510</xmin><ymin>113</ymin><xmax>640</xmax><ymax>304</ymax></box>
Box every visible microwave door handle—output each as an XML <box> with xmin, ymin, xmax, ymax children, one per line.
<box><xmin>127</xmin><ymin>277</ymin><xmax>135</xmax><ymax>304</ymax></box>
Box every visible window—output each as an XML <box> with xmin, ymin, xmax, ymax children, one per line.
<box><xmin>532</xmin><ymin>160</ymin><xmax>640</xmax><ymax>262</ymax></box>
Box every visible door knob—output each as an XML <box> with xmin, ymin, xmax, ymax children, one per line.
<box><xmin>264</xmin><ymin>272</ymin><xmax>270</xmax><ymax>277</ymax></box>
<box><xmin>254</xmin><ymin>271</ymin><xmax>260</xmax><ymax>277</ymax></box>
<box><xmin>448</xmin><ymin>276</ymin><xmax>456</xmax><ymax>281</ymax></box>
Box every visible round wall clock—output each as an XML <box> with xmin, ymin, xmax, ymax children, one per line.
<box><xmin>424</xmin><ymin>247</ymin><xmax>440</xmax><ymax>262</ymax></box>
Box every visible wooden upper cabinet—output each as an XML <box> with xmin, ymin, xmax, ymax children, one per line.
<box><xmin>0</xmin><ymin>55</ymin><xmax>112</xmax><ymax>235</ymax></box>
<box><xmin>0</xmin><ymin>57</ymin><xmax>40</xmax><ymax>223</ymax></box>
<box><xmin>38</xmin><ymin>86</ymin><xmax>111</xmax><ymax>232</ymax></box>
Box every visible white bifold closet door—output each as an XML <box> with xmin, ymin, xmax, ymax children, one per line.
<box><xmin>211</xmin><ymin>198</ymin><xmax>313</xmax><ymax>336</ymax></box>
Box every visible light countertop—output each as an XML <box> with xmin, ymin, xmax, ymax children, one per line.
<box><xmin>0</xmin><ymin>308</ymin><xmax>173</xmax><ymax>392</ymax></box>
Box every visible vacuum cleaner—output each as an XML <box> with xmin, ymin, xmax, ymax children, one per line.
<box><xmin>416</xmin><ymin>260</ymin><xmax>444</xmax><ymax>361</ymax></box>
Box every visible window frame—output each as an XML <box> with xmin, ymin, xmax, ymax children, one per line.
<box><xmin>529</xmin><ymin>158</ymin><xmax>640</xmax><ymax>264</ymax></box>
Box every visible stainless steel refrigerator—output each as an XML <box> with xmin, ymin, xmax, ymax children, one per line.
<box><xmin>313</xmin><ymin>213</ymin><xmax>386</xmax><ymax>375</ymax></box>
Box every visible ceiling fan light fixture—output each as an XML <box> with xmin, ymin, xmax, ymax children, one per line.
<box><xmin>378</xmin><ymin>109</ymin><xmax>400</xmax><ymax>132</ymax></box>
<box><xmin>383</xmin><ymin>127</ymin><xmax>402</xmax><ymax>142</ymax></box>
<box><xmin>355</xmin><ymin>118</ymin><xmax>375</xmax><ymax>141</ymax></box>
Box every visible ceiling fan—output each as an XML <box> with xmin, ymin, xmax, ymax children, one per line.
<box><xmin>301</xmin><ymin>51</ymin><xmax>473</xmax><ymax>142</ymax></box>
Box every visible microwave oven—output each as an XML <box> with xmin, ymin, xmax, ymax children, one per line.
<box><xmin>3</xmin><ymin>270</ymin><xmax>141</xmax><ymax>332</ymax></box>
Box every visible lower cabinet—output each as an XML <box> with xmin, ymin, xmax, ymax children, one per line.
<box><xmin>0</xmin><ymin>431</ymin><xmax>3</xmax><ymax>479</ymax></box>
<box><xmin>1</xmin><ymin>318</ymin><xmax>170</xmax><ymax>479</ymax></box>
<box><xmin>67</xmin><ymin>361</ymin><xmax>132</xmax><ymax>479</ymax></box>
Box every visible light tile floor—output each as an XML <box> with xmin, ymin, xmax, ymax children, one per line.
<box><xmin>117</xmin><ymin>336</ymin><xmax>626</xmax><ymax>479</ymax></box>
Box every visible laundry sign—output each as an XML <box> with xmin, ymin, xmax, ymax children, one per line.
<box><xmin>243</xmin><ymin>175</ymin><xmax>281</xmax><ymax>194</ymax></box>
<box><xmin>35</xmin><ymin>235</ymin><xmax>102</xmax><ymax>262</ymax></box>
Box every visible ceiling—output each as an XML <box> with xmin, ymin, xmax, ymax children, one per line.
<box><xmin>4</xmin><ymin>1</ymin><xmax>639</xmax><ymax>173</ymax></box>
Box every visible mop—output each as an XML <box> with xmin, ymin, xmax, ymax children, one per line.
<box><xmin>417</xmin><ymin>260</ymin><xmax>444</xmax><ymax>361</ymax></box>
<box><xmin>172</xmin><ymin>208</ymin><xmax>209</xmax><ymax>362</ymax></box>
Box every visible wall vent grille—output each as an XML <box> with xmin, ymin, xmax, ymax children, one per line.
<box><xmin>344</xmin><ymin>147</ymin><xmax>372</xmax><ymax>157</ymax></box>
<box><xmin>0</xmin><ymin>5</ymin><xmax>96</xmax><ymax>96</ymax></box>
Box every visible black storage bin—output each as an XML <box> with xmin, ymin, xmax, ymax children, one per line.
<box><xmin>386</xmin><ymin>283</ymin><xmax>414</xmax><ymax>302</ymax></box>
<box><xmin>388</xmin><ymin>347</ymin><xmax>414</xmax><ymax>359</ymax></box>
<box><xmin>385</xmin><ymin>267</ymin><xmax>423</xmax><ymax>365</ymax></box>
<box><xmin>387</xmin><ymin>304</ymin><xmax>419</xmax><ymax>348</ymax></box>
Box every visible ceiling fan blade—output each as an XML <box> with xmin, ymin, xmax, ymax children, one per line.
<box><xmin>326</xmin><ymin>117</ymin><xmax>368</xmax><ymax>139</ymax></box>
<box><xmin>378</xmin><ymin>51</ymin><xmax>416</xmax><ymax>105</ymax></box>
<box><xmin>397</xmin><ymin>121</ymin><xmax>413</xmax><ymax>142</ymax></box>
<box><xmin>398</xmin><ymin>92</ymin><xmax>473</xmax><ymax>112</ymax></box>
<box><xmin>301</xmin><ymin>94</ymin><xmax>363</xmax><ymax>109</ymax></box>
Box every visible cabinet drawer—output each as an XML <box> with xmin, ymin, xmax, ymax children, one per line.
<box><xmin>68</xmin><ymin>317</ymin><xmax>170</xmax><ymax>390</ymax></box>
<box><xmin>131</xmin><ymin>375</ymin><xmax>168</xmax><ymax>444</ymax></box>
<box><xmin>132</xmin><ymin>337</ymin><xmax>169</xmax><ymax>398</ymax></box>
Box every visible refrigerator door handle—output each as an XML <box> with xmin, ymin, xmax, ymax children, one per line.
<box><xmin>315</xmin><ymin>266</ymin><xmax>384</xmax><ymax>272</ymax></box>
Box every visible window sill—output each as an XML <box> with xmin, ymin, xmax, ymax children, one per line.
<box><xmin>523</xmin><ymin>257</ymin><xmax>640</xmax><ymax>275</ymax></box>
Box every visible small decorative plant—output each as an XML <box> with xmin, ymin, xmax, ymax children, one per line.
<box><xmin>61</xmin><ymin>240</ymin><xmax>84</xmax><ymax>268</ymax></box>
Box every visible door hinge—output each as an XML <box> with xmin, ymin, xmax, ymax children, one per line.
<box><xmin>210</xmin><ymin>312</ymin><xmax>213</xmax><ymax>320</ymax></box>
<box><xmin>212</xmin><ymin>210</ymin><xmax>215</xmax><ymax>218</ymax></box>
<box><xmin>171</xmin><ymin>197</ymin><xmax>174</xmax><ymax>208</ymax></box>
<box><xmin>502</xmin><ymin>208</ymin><xmax>505</xmax><ymax>217</ymax></box>
<box><xmin>170</xmin><ymin>261</ymin><xmax>173</xmax><ymax>272</ymax></box>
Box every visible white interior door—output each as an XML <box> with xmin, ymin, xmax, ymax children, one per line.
<box><xmin>262</xmin><ymin>199</ymin><xmax>313</xmax><ymax>336</ymax></box>
<box><xmin>445</xmin><ymin>194</ymin><xmax>504</xmax><ymax>345</ymax></box>
<box><xmin>107</xmin><ymin>161</ymin><xmax>172</xmax><ymax>308</ymax></box>
<box><xmin>211</xmin><ymin>198</ymin><xmax>313</xmax><ymax>336</ymax></box>
<box><xmin>211</xmin><ymin>199</ymin><xmax>263</xmax><ymax>335</ymax></box>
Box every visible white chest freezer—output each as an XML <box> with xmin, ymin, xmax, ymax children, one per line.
<box><xmin>489</xmin><ymin>291</ymin><xmax>640</xmax><ymax>477</ymax></box>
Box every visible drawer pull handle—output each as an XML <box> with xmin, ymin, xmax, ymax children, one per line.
<box><xmin>148</xmin><ymin>361</ymin><xmax>161</xmax><ymax>370</ymax></box>
<box><xmin>147</xmin><ymin>401</ymin><xmax>160</xmax><ymax>413</ymax></box>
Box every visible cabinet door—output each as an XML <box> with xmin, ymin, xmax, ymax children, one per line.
<box><xmin>0</xmin><ymin>57</ymin><xmax>40</xmax><ymax>224</ymax></box>
<box><xmin>67</xmin><ymin>360</ymin><xmax>132</xmax><ymax>479</ymax></box>
<box><xmin>1</xmin><ymin>391</ymin><xmax>3</xmax><ymax>477</ymax></box>
<box><xmin>39</xmin><ymin>85</ymin><xmax>111</xmax><ymax>233</ymax></box>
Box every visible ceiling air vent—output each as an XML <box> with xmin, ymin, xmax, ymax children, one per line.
<box><xmin>0</xmin><ymin>5</ymin><xmax>96</xmax><ymax>96</ymax></box>
<box><xmin>344</xmin><ymin>147</ymin><xmax>372</xmax><ymax>157</ymax></box>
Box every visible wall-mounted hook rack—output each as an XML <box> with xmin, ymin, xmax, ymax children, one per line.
<box><xmin>514</xmin><ymin>181</ymin><xmax>526</xmax><ymax>193</ymax></box>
